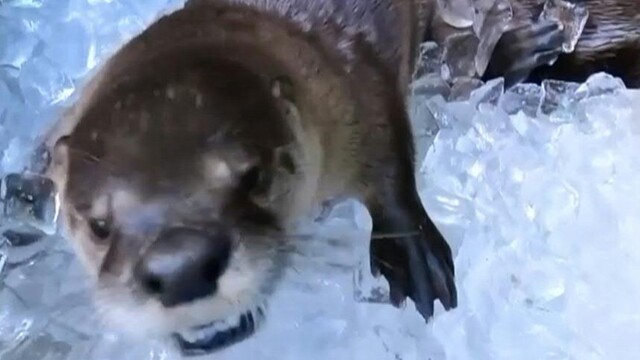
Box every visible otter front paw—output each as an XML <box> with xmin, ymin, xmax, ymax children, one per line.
<box><xmin>484</xmin><ymin>20</ymin><xmax>565</xmax><ymax>88</ymax></box>
<box><xmin>370</xmin><ymin>219</ymin><xmax>457</xmax><ymax>321</ymax></box>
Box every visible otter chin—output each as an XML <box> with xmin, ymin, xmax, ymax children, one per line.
<box><xmin>173</xmin><ymin>305</ymin><xmax>265</xmax><ymax>355</ymax></box>
<box><xmin>42</xmin><ymin>0</ymin><xmax>457</xmax><ymax>355</ymax></box>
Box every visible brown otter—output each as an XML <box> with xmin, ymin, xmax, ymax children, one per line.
<box><xmin>481</xmin><ymin>0</ymin><xmax>640</xmax><ymax>87</ymax></box>
<box><xmin>40</xmin><ymin>0</ymin><xmax>457</xmax><ymax>355</ymax></box>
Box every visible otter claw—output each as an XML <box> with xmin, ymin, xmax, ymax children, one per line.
<box><xmin>370</xmin><ymin>218</ymin><xmax>457</xmax><ymax>321</ymax></box>
<box><xmin>484</xmin><ymin>20</ymin><xmax>565</xmax><ymax>87</ymax></box>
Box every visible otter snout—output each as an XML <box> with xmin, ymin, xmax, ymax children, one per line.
<box><xmin>133</xmin><ymin>227</ymin><xmax>233</xmax><ymax>307</ymax></box>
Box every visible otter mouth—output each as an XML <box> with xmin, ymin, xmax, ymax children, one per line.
<box><xmin>173</xmin><ymin>307</ymin><xmax>265</xmax><ymax>356</ymax></box>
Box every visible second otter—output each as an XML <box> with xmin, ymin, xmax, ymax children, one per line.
<box><xmin>485</xmin><ymin>0</ymin><xmax>640</xmax><ymax>87</ymax></box>
<box><xmin>420</xmin><ymin>0</ymin><xmax>639</xmax><ymax>88</ymax></box>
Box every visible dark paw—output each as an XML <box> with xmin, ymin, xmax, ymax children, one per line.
<box><xmin>484</xmin><ymin>20</ymin><xmax>565</xmax><ymax>88</ymax></box>
<box><xmin>370</xmin><ymin>222</ymin><xmax>457</xmax><ymax>321</ymax></box>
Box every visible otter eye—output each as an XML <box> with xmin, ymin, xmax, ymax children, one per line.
<box><xmin>89</xmin><ymin>219</ymin><xmax>111</xmax><ymax>240</ymax></box>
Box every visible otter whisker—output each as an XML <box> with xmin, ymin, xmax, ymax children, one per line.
<box><xmin>281</xmin><ymin>231</ymin><xmax>421</xmax><ymax>239</ymax></box>
<box><xmin>370</xmin><ymin>231</ymin><xmax>422</xmax><ymax>239</ymax></box>
<box><xmin>66</xmin><ymin>146</ymin><xmax>106</xmax><ymax>167</ymax></box>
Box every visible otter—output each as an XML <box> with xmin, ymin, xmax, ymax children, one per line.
<box><xmin>512</xmin><ymin>0</ymin><xmax>640</xmax><ymax>88</ymax></box>
<box><xmin>481</xmin><ymin>0</ymin><xmax>640</xmax><ymax>87</ymax></box>
<box><xmin>40</xmin><ymin>0</ymin><xmax>457</xmax><ymax>355</ymax></box>
<box><xmin>417</xmin><ymin>0</ymin><xmax>639</xmax><ymax>88</ymax></box>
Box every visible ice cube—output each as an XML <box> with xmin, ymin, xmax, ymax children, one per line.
<box><xmin>19</xmin><ymin>56</ymin><xmax>75</xmax><ymax>108</ymax></box>
<box><xmin>499</xmin><ymin>83</ymin><xmax>544</xmax><ymax>117</ymax></box>
<box><xmin>0</xmin><ymin>17</ymin><xmax>40</xmax><ymax>69</ymax></box>
<box><xmin>42</xmin><ymin>18</ymin><xmax>94</xmax><ymax>79</ymax></box>
<box><xmin>410</xmin><ymin>90</ymin><xmax>445</xmax><ymax>161</ymax></box>
<box><xmin>472</xmin><ymin>0</ymin><xmax>512</xmax><ymax>35</ymax></box>
<box><xmin>1</xmin><ymin>229</ymin><xmax>50</xmax><ymax>267</ymax></box>
<box><xmin>474</xmin><ymin>0</ymin><xmax>513</xmax><ymax>75</ymax></box>
<box><xmin>472</xmin><ymin>103</ymin><xmax>512</xmax><ymax>147</ymax></box>
<box><xmin>28</xmin><ymin>143</ymin><xmax>52</xmax><ymax>175</ymax></box>
<box><xmin>520</xmin><ymin>173</ymin><xmax>580</xmax><ymax>232</ymax></box>
<box><xmin>411</xmin><ymin>74</ymin><xmax>451</xmax><ymax>99</ymax></box>
<box><xmin>468</xmin><ymin>77</ymin><xmax>504</xmax><ymax>107</ymax></box>
<box><xmin>1</xmin><ymin>173</ymin><xmax>59</xmax><ymax>235</ymax></box>
<box><xmin>353</xmin><ymin>257</ymin><xmax>391</xmax><ymax>304</ymax></box>
<box><xmin>448</xmin><ymin>77</ymin><xmax>484</xmax><ymax>101</ymax></box>
<box><xmin>412</xmin><ymin>42</ymin><xmax>445</xmax><ymax>79</ymax></box>
<box><xmin>538</xmin><ymin>79</ymin><xmax>587</xmax><ymax>121</ymax></box>
<box><xmin>444</xmin><ymin>100</ymin><xmax>478</xmax><ymax>130</ymax></box>
<box><xmin>424</xmin><ymin>94</ymin><xmax>457</xmax><ymax>129</ymax></box>
<box><xmin>0</xmin><ymin>243</ymin><xmax>7</xmax><ymax>275</ymax></box>
<box><xmin>576</xmin><ymin>72</ymin><xmax>626</xmax><ymax>98</ymax></box>
<box><xmin>2</xmin><ymin>330</ymin><xmax>73</xmax><ymax>360</ymax></box>
<box><xmin>3</xmin><ymin>0</ymin><xmax>44</xmax><ymax>8</ymax></box>
<box><xmin>442</xmin><ymin>31</ymin><xmax>481</xmax><ymax>78</ymax></box>
<box><xmin>2</xmin><ymin>137</ymin><xmax>35</xmax><ymax>175</ymax></box>
<box><xmin>471</xmin><ymin>0</ymin><xmax>496</xmax><ymax>34</ymax></box>
<box><xmin>538</xmin><ymin>0</ymin><xmax>589</xmax><ymax>53</ymax></box>
<box><xmin>0</xmin><ymin>286</ymin><xmax>38</xmax><ymax>355</ymax></box>
<box><xmin>436</xmin><ymin>0</ymin><xmax>475</xmax><ymax>28</ymax></box>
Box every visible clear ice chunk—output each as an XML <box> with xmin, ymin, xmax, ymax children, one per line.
<box><xmin>1</xmin><ymin>229</ymin><xmax>51</xmax><ymax>267</ymax></box>
<box><xmin>448</xmin><ymin>77</ymin><xmax>484</xmax><ymax>101</ymax></box>
<box><xmin>468</xmin><ymin>77</ymin><xmax>504</xmax><ymax>107</ymax></box>
<box><xmin>576</xmin><ymin>72</ymin><xmax>626</xmax><ymax>98</ymax></box>
<box><xmin>42</xmin><ymin>18</ymin><xmax>94</xmax><ymax>79</ymax></box>
<box><xmin>436</xmin><ymin>0</ymin><xmax>475</xmax><ymax>28</ymax></box>
<box><xmin>412</xmin><ymin>74</ymin><xmax>451</xmax><ymax>99</ymax></box>
<box><xmin>499</xmin><ymin>83</ymin><xmax>544</xmax><ymax>117</ymax></box>
<box><xmin>442</xmin><ymin>31</ymin><xmax>481</xmax><ymax>78</ymax></box>
<box><xmin>3</xmin><ymin>0</ymin><xmax>45</xmax><ymax>8</ymax></box>
<box><xmin>1</xmin><ymin>173</ymin><xmax>59</xmax><ymax>235</ymax></box>
<box><xmin>410</xmin><ymin>91</ymin><xmax>445</xmax><ymax>160</ymax></box>
<box><xmin>474</xmin><ymin>0</ymin><xmax>513</xmax><ymax>75</ymax></box>
<box><xmin>538</xmin><ymin>0</ymin><xmax>589</xmax><ymax>53</ymax></box>
<box><xmin>471</xmin><ymin>0</ymin><xmax>497</xmax><ymax>35</ymax></box>
<box><xmin>353</xmin><ymin>257</ymin><xmax>391</xmax><ymax>304</ymax></box>
<box><xmin>412</xmin><ymin>42</ymin><xmax>446</xmax><ymax>80</ymax></box>
<box><xmin>0</xmin><ymin>241</ymin><xmax>8</xmax><ymax>274</ymax></box>
<box><xmin>18</xmin><ymin>56</ymin><xmax>76</xmax><ymax>108</ymax></box>
<box><xmin>471</xmin><ymin>0</ymin><xmax>511</xmax><ymax>36</ymax></box>
<box><xmin>538</xmin><ymin>79</ymin><xmax>587</xmax><ymax>121</ymax></box>
<box><xmin>0</xmin><ymin>17</ymin><xmax>40</xmax><ymax>69</ymax></box>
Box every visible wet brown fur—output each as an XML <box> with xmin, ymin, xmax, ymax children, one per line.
<box><xmin>41</xmin><ymin>0</ymin><xmax>457</xmax><ymax>341</ymax></box>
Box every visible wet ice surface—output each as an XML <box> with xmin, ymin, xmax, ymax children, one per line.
<box><xmin>3</xmin><ymin>2</ymin><xmax>640</xmax><ymax>360</ymax></box>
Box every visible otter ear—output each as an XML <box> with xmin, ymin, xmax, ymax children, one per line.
<box><xmin>274</xmin><ymin>144</ymin><xmax>297</xmax><ymax>175</ymax></box>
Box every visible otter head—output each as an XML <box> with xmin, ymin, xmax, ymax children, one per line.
<box><xmin>49</xmin><ymin>55</ymin><xmax>308</xmax><ymax>354</ymax></box>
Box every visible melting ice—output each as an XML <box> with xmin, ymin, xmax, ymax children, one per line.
<box><xmin>2</xmin><ymin>1</ymin><xmax>640</xmax><ymax>360</ymax></box>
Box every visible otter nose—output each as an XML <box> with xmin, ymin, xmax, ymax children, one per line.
<box><xmin>134</xmin><ymin>227</ymin><xmax>232</xmax><ymax>307</ymax></box>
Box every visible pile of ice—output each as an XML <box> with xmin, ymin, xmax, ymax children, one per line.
<box><xmin>2</xmin><ymin>1</ymin><xmax>640</xmax><ymax>360</ymax></box>
<box><xmin>414</xmin><ymin>73</ymin><xmax>640</xmax><ymax>359</ymax></box>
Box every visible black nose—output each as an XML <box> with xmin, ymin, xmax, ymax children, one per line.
<box><xmin>134</xmin><ymin>227</ymin><xmax>232</xmax><ymax>307</ymax></box>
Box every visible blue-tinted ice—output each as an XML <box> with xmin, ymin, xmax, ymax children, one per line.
<box><xmin>2</xmin><ymin>1</ymin><xmax>640</xmax><ymax>360</ymax></box>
